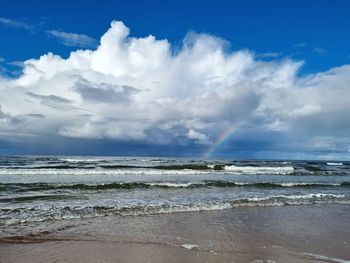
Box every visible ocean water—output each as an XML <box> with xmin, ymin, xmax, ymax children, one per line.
<box><xmin>0</xmin><ymin>156</ymin><xmax>349</xmax><ymax>227</ymax></box>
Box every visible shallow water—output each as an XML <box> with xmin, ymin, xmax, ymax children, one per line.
<box><xmin>1</xmin><ymin>205</ymin><xmax>350</xmax><ymax>263</ymax></box>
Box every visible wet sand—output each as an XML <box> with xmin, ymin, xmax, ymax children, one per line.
<box><xmin>1</xmin><ymin>204</ymin><xmax>350</xmax><ymax>263</ymax></box>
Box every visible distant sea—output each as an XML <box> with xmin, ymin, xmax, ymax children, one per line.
<box><xmin>1</xmin><ymin>156</ymin><xmax>349</xmax><ymax>234</ymax></box>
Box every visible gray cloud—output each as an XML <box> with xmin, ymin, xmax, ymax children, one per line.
<box><xmin>0</xmin><ymin>105</ymin><xmax>47</xmax><ymax>138</ymax></box>
<box><xmin>73</xmin><ymin>78</ymin><xmax>139</xmax><ymax>103</ymax></box>
<box><xmin>25</xmin><ymin>92</ymin><xmax>74</xmax><ymax>111</ymax></box>
<box><xmin>24</xmin><ymin>113</ymin><xmax>45</xmax><ymax>118</ymax></box>
<box><xmin>26</xmin><ymin>92</ymin><xmax>72</xmax><ymax>104</ymax></box>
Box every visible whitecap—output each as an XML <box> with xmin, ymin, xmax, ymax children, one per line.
<box><xmin>224</xmin><ymin>165</ymin><xmax>294</xmax><ymax>175</ymax></box>
<box><xmin>327</xmin><ymin>162</ymin><xmax>343</xmax><ymax>166</ymax></box>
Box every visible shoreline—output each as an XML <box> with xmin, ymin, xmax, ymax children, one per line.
<box><xmin>1</xmin><ymin>204</ymin><xmax>350</xmax><ymax>262</ymax></box>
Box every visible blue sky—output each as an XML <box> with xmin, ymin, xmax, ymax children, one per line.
<box><xmin>0</xmin><ymin>0</ymin><xmax>350</xmax><ymax>159</ymax></box>
<box><xmin>1</xmin><ymin>0</ymin><xmax>349</xmax><ymax>73</ymax></box>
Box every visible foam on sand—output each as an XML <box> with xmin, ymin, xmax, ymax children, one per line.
<box><xmin>302</xmin><ymin>252</ymin><xmax>350</xmax><ymax>263</ymax></box>
<box><xmin>182</xmin><ymin>244</ymin><xmax>199</xmax><ymax>250</ymax></box>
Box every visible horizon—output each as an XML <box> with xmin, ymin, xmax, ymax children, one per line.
<box><xmin>1</xmin><ymin>0</ymin><xmax>350</xmax><ymax>160</ymax></box>
<box><xmin>1</xmin><ymin>154</ymin><xmax>348</xmax><ymax>162</ymax></box>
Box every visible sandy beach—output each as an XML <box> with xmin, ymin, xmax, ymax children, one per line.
<box><xmin>1</xmin><ymin>0</ymin><xmax>350</xmax><ymax>261</ymax></box>
<box><xmin>1</xmin><ymin>204</ymin><xmax>350</xmax><ymax>263</ymax></box>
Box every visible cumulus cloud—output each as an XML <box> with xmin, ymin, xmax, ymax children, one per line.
<box><xmin>1</xmin><ymin>20</ymin><xmax>350</xmax><ymax>158</ymax></box>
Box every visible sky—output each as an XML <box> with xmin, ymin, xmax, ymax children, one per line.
<box><xmin>0</xmin><ymin>0</ymin><xmax>350</xmax><ymax>159</ymax></box>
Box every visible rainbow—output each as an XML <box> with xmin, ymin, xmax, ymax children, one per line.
<box><xmin>203</xmin><ymin>124</ymin><xmax>239</xmax><ymax>158</ymax></box>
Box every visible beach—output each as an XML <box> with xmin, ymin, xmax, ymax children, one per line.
<box><xmin>1</xmin><ymin>204</ymin><xmax>350</xmax><ymax>263</ymax></box>
<box><xmin>1</xmin><ymin>1</ymin><xmax>350</xmax><ymax>261</ymax></box>
<box><xmin>1</xmin><ymin>156</ymin><xmax>350</xmax><ymax>262</ymax></box>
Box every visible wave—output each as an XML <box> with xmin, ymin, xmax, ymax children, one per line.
<box><xmin>97</xmin><ymin>164</ymin><xmax>218</xmax><ymax>170</ymax></box>
<box><xmin>59</xmin><ymin>158</ymin><xmax>108</xmax><ymax>162</ymax></box>
<box><xmin>1</xmin><ymin>193</ymin><xmax>349</xmax><ymax>225</ymax></box>
<box><xmin>2</xmin><ymin>164</ymin><xmax>350</xmax><ymax>179</ymax></box>
<box><xmin>1</xmin><ymin>181</ymin><xmax>349</xmax><ymax>193</ymax></box>
<box><xmin>0</xmin><ymin>165</ymin><xmax>297</xmax><ymax>176</ymax></box>
<box><xmin>304</xmin><ymin>165</ymin><xmax>323</xmax><ymax>171</ymax></box>
<box><xmin>0</xmin><ymin>168</ymin><xmax>214</xmax><ymax>176</ymax></box>
<box><xmin>326</xmin><ymin>162</ymin><xmax>343</xmax><ymax>166</ymax></box>
<box><xmin>293</xmin><ymin>170</ymin><xmax>349</xmax><ymax>176</ymax></box>
<box><xmin>224</xmin><ymin>165</ymin><xmax>295</xmax><ymax>174</ymax></box>
<box><xmin>0</xmin><ymin>194</ymin><xmax>79</xmax><ymax>203</ymax></box>
<box><xmin>4</xmin><ymin>163</ymin><xmax>223</xmax><ymax>170</ymax></box>
<box><xmin>22</xmin><ymin>165</ymin><xmax>86</xmax><ymax>169</ymax></box>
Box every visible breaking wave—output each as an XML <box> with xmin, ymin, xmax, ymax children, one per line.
<box><xmin>1</xmin><ymin>181</ymin><xmax>349</xmax><ymax>193</ymax></box>
<box><xmin>1</xmin><ymin>193</ymin><xmax>349</xmax><ymax>225</ymax></box>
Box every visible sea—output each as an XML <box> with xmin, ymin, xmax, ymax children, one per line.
<box><xmin>0</xmin><ymin>156</ymin><xmax>349</xmax><ymax>231</ymax></box>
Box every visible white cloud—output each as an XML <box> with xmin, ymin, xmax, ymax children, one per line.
<box><xmin>47</xmin><ymin>30</ymin><xmax>97</xmax><ymax>48</ymax></box>
<box><xmin>293</xmin><ymin>43</ymin><xmax>307</xmax><ymax>48</ymax></box>
<box><xmin>0</xmin><ymin>17</ymin><xmax>33</xmax><ymax>31</ymax></box>
<box><xmin>255</xmin><ymin>52</ymin><xmax>281</xmax><ymax>59</ymax></box>
<box><xmin>314</xmin><ymin>47</ymin><xmax>326</xmax><ymax>56</ymax></box>
<box><xmin>188</xmin><ymin>128</ymin><xmax>210</xmax><ymax>144</ymax></box>
<box><xmin>0</xmin><ymin>17</ymin><xmax>97</xmax><ymax>48</ymax></box>
<box><xmin>1</xmin><ymin>20</ymin><xmax>350</xmax><ymax>156</ymax></box>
